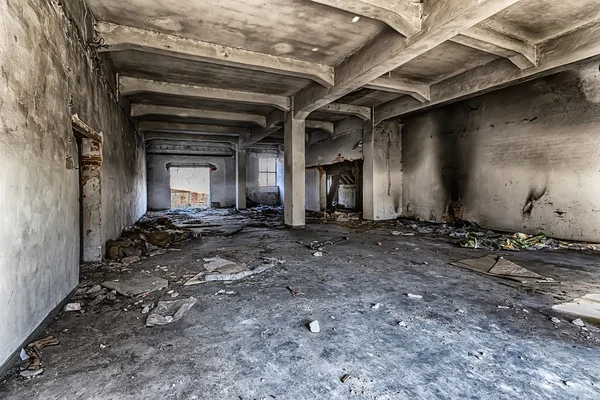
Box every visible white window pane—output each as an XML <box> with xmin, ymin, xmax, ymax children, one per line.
<box><xmin>268</xmin><ymin>158</ymin><xmax>276</xmax><ymax>172</ymax></box>
<box><xmin>267</xmin><ymin>173</ymin><xmax>276</xmax><ymax>186</ymax></box>
<box><xmin>259</xmin><ymin>173</ymin><xmax>267</xmax><ymax>186</ymax></box>
<box><xmin>259</xmin><ymin>158</ymin><xmax>266</xmax><ymax>172</ymax></box>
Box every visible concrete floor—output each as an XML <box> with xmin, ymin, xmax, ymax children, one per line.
<box><xmin>1</xmin><ymin>209</ymin><xmax>600</xmax><ymax>399</ymax></box>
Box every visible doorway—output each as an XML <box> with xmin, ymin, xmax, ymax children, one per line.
<box><xmin>170</xmin><ymin>167</ymin><xmax>211</xmax><ymax>209</ymax></box>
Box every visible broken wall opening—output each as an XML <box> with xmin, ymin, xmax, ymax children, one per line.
<box><xmin>324</xmin><ymin>160</ymin><xmax>363</xmax><ymax>212</ymax></box>
<box><xmin>72</xmin><ymin>115</ymin><xmax>103</xmax><ymax>263</ymax></box>
<box><xmin>167</xmin><ymin>163</ymin><xmax>217</xmax><ymax>209</ymax></box>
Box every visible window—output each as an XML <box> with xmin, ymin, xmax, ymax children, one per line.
<box><xmin>259</xmin><ymin>157</ymin><xmax>277</xmax><ymax>187</ymax></box>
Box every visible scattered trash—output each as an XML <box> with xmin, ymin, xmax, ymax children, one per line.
<box><xmin>550</xmin><ymin>317</ymin><xmax>561</xmax><ymax>324</ymax></box>
<box><xmin>120</xmin><ymin>255</ymin><xmax>140</xmax><ymax>266</ymax></box>
<box><xmin>19</xmin><ymin>349</ymin><xmax>29</xmax><ymax>361</ymax></box>
<box><xmin>19</xmin><ymin>336</ymin><xmax>59</xmax><ymax>378</ymax></box>
<box><xmin>398</xmin><ymin>321</ymin><xmax>408</xmax><ymax>327</ymax></box>
<box><xmin>99</xmin><ymin>343</ymin><xmax>107</xmax><ymax>349</ymax></box>
<box><xmin>407</xmin><ymin>293</ymin><xmax>423</xmax><ymax>299</ymax></box>
<box><xmin>552</xmin><ymin>294</ymin><xmax>600</xmax><ymax>320</ymax></box>
<box><xmin>63</xmin><ymin>302</ymin><xmax>81</xmax><ymax>312</ymax></box>
<box><xmin>341</xmin><ymin>374</ymin><xmax>351</xmax><ymax>383</ymax></box>
<box><xmin>313</xmin><ymin>251</ymin><xmax>323</xmax><ymax>257</ymax></box>
<box><xmin>377</xmin><ymin>242</ymin><xmax>382</xmax><ymax>246</ymax></box>
<box><xmin>307</xmin><ymin>237</ymin><xmax>349</xmax><ymax>250</ymax></box>
<box><xmin>497</xmin><ymin>305</ymin><xmax>510</xmax><ymax>309</ymax></box>
<box><xmin>146</xmin><ymin>297</ymin><xmax>197</xmax><ymax>327</ymax></box>
<box><xmin>101</xmin><ymin>274</ymin><xmax>169</xmax><ymax>297</ymax></box>
<box><xmin>451</xmin><ymin>255</ymin><xmax>554</xmax><ymax>283</ymax></box>
<box><xmin>170</xmin><ymin>292</ymin><xmax>179</xmax><ymax>298</ymax></box>
<box><xmin>141</xmin><ymin>303</ymin><xmax>153</xmax><ymax>314</ymax></box>
<box><xmin>309</xmin><ymin>320</ymin><xmax>321</xmax><ymax>333</ymax></box>
<box><xmin>371</xmin><ymin>303</ymin><xmax>381</xmax><ymax>309</ymax></box>
<box><xmin>287</xmin><ymin>286</ymin><xmax>304</xmax><ymax>297</ymax></box>
<box><xmin>571</xmin><ymin>318</ymin><xmax>585</xmax><ymax>327</ymax></box>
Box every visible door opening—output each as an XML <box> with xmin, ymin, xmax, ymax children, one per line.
<box><xmin>170</xmin><ymin>167</ymin><xmax>211</xmax><ymax>209</ymax></box>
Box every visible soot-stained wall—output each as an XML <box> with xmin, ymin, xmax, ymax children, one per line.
<box><xmin>0</xmin><ymin>0</ymin><xmax>146</xmax><ymax>368</ymax></box>
<box><xmin>402</xmin><ymin>61</ymin><xmax>600</xmax><ymax>242</ymax></box>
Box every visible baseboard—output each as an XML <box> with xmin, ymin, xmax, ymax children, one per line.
<box><xmin>0</xmin><ymin>287</ymin><xmax>78</xmax><ymax>379</ymax></box>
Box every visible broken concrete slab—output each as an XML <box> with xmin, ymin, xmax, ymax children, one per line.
<box><xmin>185</xmin><ymin>262</ymin><xmax>275</xmax><ymax>285</ymax></box>
<box><xmin>552</xmin><ymin>294</ymin><xmax>600</xmax><ymax>321</ymax></box>
<box><xmin>451</xmin><ymin>255</ymin><xmax>554</xmax><ymax>283</ymax></box>
<box><xmin>101</xmin><ymin>274</ymin><xmax>169</xmax><ymax>297</ymax></box>
<box><xmin>203</xmin><ymin>257</ymin><xmax>239</xmax><ymax>271</ymax></box>
<box><xmin>146</xmin><ymin>297</ymin><xmax>197</xmax><ymax>327</ymax></box>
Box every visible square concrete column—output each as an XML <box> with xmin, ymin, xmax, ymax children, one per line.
<box><xmin>236</xmin><ymin>146</ymin><xmax>247</xmax><ymax>210</ymax></box>
<box><xmin>363</xmin><ymin>118</ymin><xmax>403</xmax><ymax>220</ymax></box>
<box><xmin>284</xmin><ymin>110</ymin><xmax>306</xmax><ymax>226</ymax></box>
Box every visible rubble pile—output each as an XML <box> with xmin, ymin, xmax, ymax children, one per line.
<box><xmin>106</xmin><ymin>216</ymin><xmax>195</xmax><ymax>261</ymax></box>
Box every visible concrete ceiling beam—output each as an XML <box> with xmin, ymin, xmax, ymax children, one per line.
<box><xmin>130</xmin><ymin>104</ymin><xmax>267</xmax><ymax>128</ymax></box>
<box><xmin>242</xmin><ymin>110</ymin><xmax>285</xmax><ymax>149</ymax></box>
<box><xmin>317</xmin><ymin>103</ymin><xmax>371</xmax><ymax>120</ymax></box>
<box><xmin>292</xmin><ymin>0</ymin><xmax>522</xmax><ymax>119</ymax></box>
<box><xmin>451</xmin><ymin>26</ymin><xmax>538</xmax><ymax>70</ymax></box>
<box><xmin>96</xmin><ymin>22</ymin><xmax>335</xmax><ymax>88</ymax></box>
<box><xmin>375</xmin><ymin>18</ymin><xmax>600</xmax><ymax>123</ymax></box>
<box><xmin>305</xmin><ymin>120</ymin><xmax>334</xmax><ymax>134</ymax></box>
<box><xmin>364</xmin><ymin>75</ymin><xmax>430</xmax><ymax>102</ymax></box>
<box><xmin>144</xmin><ymin>132</ymin><xmax>238</xmax><ymax>143</ymax></box>
<box><xmin>308</xmin><ymin>0</ymin><xmax>421</xmax><ymax>38</ymax></box>
<box><xmin>120</xmin><ymin>77</ymin><xmax>291</xmax><ymax>111</ymax></box>
<box><xmin>139</xmin><ymin>121</ymin><xmax>250</xmax><ymax>135</ymax></box>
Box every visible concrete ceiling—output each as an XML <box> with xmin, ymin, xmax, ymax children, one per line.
<box><xmin>83</xmin><ymin>0</ymin><xmax>600</xmax><ymax>145</ymax></box>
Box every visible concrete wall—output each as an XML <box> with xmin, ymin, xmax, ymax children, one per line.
<box><xmin>306</xmin><ymin>118</ymin><xmax>364</xmax><ymax>167</ymax></box>
<box><xmin>0</xmin><ymin>0</ymin><xmax>146</xmax><ymax>367</ymax></box>
<box><xmin>247</xmin><ymin>148</ymin><xmax>281</xmax><ymax>206</ymax></box>
<box><xmin>402</xmin><ymin>61</ymin><xmax>600</xmax><ymax>242</ymax></box>
<box><xmin>147</xmin><ymin>154</ymin><xmax>236</xmax><ymax>209</ymax></box>
<box><xmin>305</xmin><ymin>167</ymin><xmax>325</xmax><ymax>212</ymax></box>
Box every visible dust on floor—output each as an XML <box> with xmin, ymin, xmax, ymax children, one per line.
<box><xmin>1</xmin><ymin>208</ymin><xmax>599</xmax><ymax>399</ymax></box>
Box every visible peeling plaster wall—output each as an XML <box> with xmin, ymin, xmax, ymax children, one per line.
<box><xmin>147</xmin><ymin>154</ymin><xmax>236</xmax><ymax>209</ymax></box>
<box><xmin>403</xmin><ymin>61</ymin><xmax>600</xmax><ymax>242</ymax></box>
<box><xmin>306</xmin><ymin>118</ymin><xmax>363</xmax><ymax>168</ymax></box>
<box><xmin>246</xmin><ymin>148</ymin><xmax>281</xmax><ymax>206</ymax></box>
<box><xmin>0</xmin><ymin>0</ymin><xmax>146</xmax><ymax>367</ymax></box>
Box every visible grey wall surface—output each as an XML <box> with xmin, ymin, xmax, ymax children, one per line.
<box><xmin>306</xmin><ymin>118</ymin><xmax>364</xmax><ymax>167</ymax></box>
<box><xmin>305</xmin><ymin>167</ymin><xmax>324</xmax><ymax>212</ymax></box>
<box><xmin>247</xmin><ymin>148</ymin><xmax>282</xmax><ymax>206</ymax></box>
<box><xmin>147</xmin><ymin>154</ymin><xmax>236</xmax><ymax>209</ymax></box>
<box><xmin>0</xmin><ymin>0</ymin><xmax>146</xmax><ymax>367</ymax></box>
<box><xmin>402</xmin><ymin>61</ymin><xmax>600</xmax><ymax>242</ymax></box>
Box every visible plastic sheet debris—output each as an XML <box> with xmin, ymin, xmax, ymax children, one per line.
<box><xmin>101</xmin><ymin>274</ymin><xmax>169</xmax><ymax>297</ymax></box>
<box><xmin>451</xmin><ymin>256</ymin><xmax>554</xmax><ymax>283</ymax></box>
<box><xmin>185</xmin><ymin>261</ymin><xmax>275</xmax><ymax>285</ymax></box>
<box><xmin>146</xmin><ymin>297</ymin><xmax>197</xmax><ymax>327</ymax></box>
<box><xmin>20</xmin><ymin>336</ymin><xmax>59</xmax><ymax>378</ymax></box>
<box><xmin>552</xmin><ymin>294</ymin><xmax>600</xmax><ymax>320</ymax></box>
<box><xmin>203</xmin><ymin>257</ymin><xmax>239</xmax><ymax>271</ymax></box>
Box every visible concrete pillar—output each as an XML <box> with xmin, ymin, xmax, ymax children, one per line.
<box><xmin>363</xmin><ymin>117</ymin><xmax>403</xmax><ymax>220</ymax></box>
<box><xmin>284</xmin><ymin>110</ymin><xmax>306</xmax><ymax>226</ymax></box>
<box><xmin>236</xmin><ymin>146</ymin><xmax>247</xmax><ymax>210</ymax></box>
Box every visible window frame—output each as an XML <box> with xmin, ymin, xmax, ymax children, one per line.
<box><xmin>258</xmin><ymin>157</ymin><xmax>277</xmax><ymax>187</ymax></box>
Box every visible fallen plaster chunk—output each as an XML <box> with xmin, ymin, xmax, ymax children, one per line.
<box><xmin>313</xmin><ymin>251</ymin><xmax>323</xmax><ymax>257</ymax></box>
<box><xmin>550</xmin><ymin>317</ymin><xmax>561</xmax><ymax>324</ymax></box>
<box><xmin>146</xmin><ymin>297</ymin><xmax>197</xmax><ymax>327</ymax></box>
<box><xmin>185</xmin><ymin>263</ymin><xmax>275</xmax><ymax>285</ymax></box>
<box><xmin>398</xmin><ymin>321</ymin><xmax>408</xmax><ymax>327</ymax></box>
<box><xmin>371</xmin><ymin>303</ymin><xmax>381</xmax><ymax>309</ymax></box>
<box><xmin>101</xmin><ymin>274</ymin><xmax>169</xmax><ymax>297</ymax></box>
<box><xmin>407</xmin><ymin>293</ymin><xmax>423</xmax><ymax>299</ymax></box>
<box><xmin>552</xmin><ymin>294</ymin><xmax>600</xmax><ymax>320</ymax></box>
<box><xmin>309</xmin><ymin>320</ymin><xmax>321</xmax><ymax>333</ymax></box>
<box><xmin>571</xmin><ymin>318</ymin><xmax>585</xmax><ymax>327</ymax></box>
<box><xmin>63</xmin><ymin>303</ymin><xmax>81</xmax><ymax>312</ymax></box>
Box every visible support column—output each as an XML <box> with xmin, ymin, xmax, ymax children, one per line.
<box><xmin>363</xmin><ymin>113</ymin><xmax>403</xmax><ymax>220</ymax></box>
<box><xmin>284</xmin><ymin>107</ymin><xmax>306</xmax><ymax>226</ymax></box>
<box><xmin>236</xmin><ymin>145</ymin><xmax>247</xmax><ymax>210</ymax></box>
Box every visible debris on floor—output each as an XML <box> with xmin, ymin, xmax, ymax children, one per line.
<box><xmin>571</xmin><ymin>318</ymin><xmax>586</xmax><ymax>327</ymax></box>
<box><xmin>101</xmin><ymin>274</ymin><xmax>169</xmax><ymax>297</ymax></box>
<box><xmin>406</xmin><ymin>293</ymin><xmax>423</xmax><ymax>299</ymax></box>
<box><xmin>63</xmin><ymin>302</ymin><xmax>81</xmax><ymax>312</ymax></box>
<box><xmin>19</xmin><ymin>336</ymin><xmax>59</xmax><ymax>378</ymax></box>
<box><xmin>203</xmin><ymin>256</ymin><xmax>240</xmax><ymax>271</ymax></box>
<box><xmin>451</xmin><ymin>255</ymin><xmax>554</xmax><ymax>283</ymax></box>
<box><xmin>146</xmin><ymin>297</ymin><xmax>197</xmax><ymax>327</ymax></box>
<box><xmin>105</xmin><ymin>215</ymin><xmax>195</xmax><ymax>261</ymax></box>
<box><xmin>287</xmin><ymin>286</ymin><xmax>304</xmax><ymax>297</ymax></box>
<box><xmin>309</xmin><ymin>320</ymin><xmax>321</xmax><ymax>333</ymax></box>
<box><xmin>185</xmin><ymin>260</ymin><xmax>276</xmax><ymax>285</ymax></box>
<box><xmin>552</xmin><ymin>294</ymin><xmax>600</xmax><ymax>320</ymax></box>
